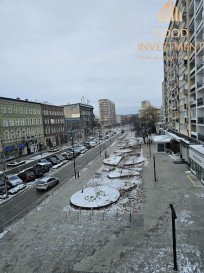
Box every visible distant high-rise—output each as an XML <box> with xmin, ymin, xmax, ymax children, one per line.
<box><xmin>98</xmin><ymin>99</ymin><xmax>116</xmax><ymax>127</ymax></box>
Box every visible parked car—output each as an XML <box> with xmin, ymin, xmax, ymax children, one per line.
<box><xmin>35</xmin><ymin>163</ymin><xmax>50</xmax><ymax>173</ymax></box>
<box><xmin>84</xmin><ymin>142</ymin><xmax>92</xmax><ymax>149</ymax></box>
<box><xmin>7</xmin><ymin>160</ymin><xmax>26</xmax><ymax>167</ymax></box>
<box><xmin>47</xmin><ymin>157</ymin><xmax>60</xmax><ymax>165</ymax></box>
<box><xmin>28</xmin><ymin>166</ymin><xmax>44</xmax><ymax>178</ymax></box>
<box><xmin>36</xmin><ymin>177</ymin><xmax>59</xmax><ymax>191</ymax></box>
<box><xmin>89</xmin><ymin>141</ymin><xmax>97</xmax><ymax>148</ymax></box>
<box><xmin>48</xmin><ymin>148</ymin><xmax>59</xmax><ymax>153</ymax></box>
<box><xmin>5</xmin><ymin>174</ymin><xmax>23</xmax><ymax>187</ymax></box>
<box><xmin>75</xmin><ymin>145</ymin><xmax>87</xmax><ymax>154</ymax></box>
<box><xmin>38</xmin><ymin>159</ymin><xmax>52</xmax><ymax>167</ymax></box>
<box><xmin>53</xmin><ymin>154</ymin><xmax>64</xmax><ymax>162</ymax></box>
<box><xmin>0</xmin><ymin>179</ymin><xmax>11</xmax><ymax>194</ymax></box>
<box><xmin>62</xmin><ymin>152</ymin><xmax>73</xmax><ymax>160</ymax></box>
<box><xmin>18</xmin><ymin>170</ymin><xmax>36</xmax><ymax>182</ymax></box>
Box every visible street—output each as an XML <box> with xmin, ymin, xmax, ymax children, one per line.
<box><xmin>0</xmin><ymin>134</ymin><xmax>118</xmax><ymax>231</ymax></box>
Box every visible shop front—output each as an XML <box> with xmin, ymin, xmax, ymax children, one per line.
<box><xmin>189</xmin><ymin>145</ymin><xmax>204</xmax><ymax>184</ymax></box>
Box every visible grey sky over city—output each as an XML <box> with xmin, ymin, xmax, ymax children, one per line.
<box><xmin>0</xmin><ymin>0</ymin><xmax>171</xmax><ymax>116</ymax></box>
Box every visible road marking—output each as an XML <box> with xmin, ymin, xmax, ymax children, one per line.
<box><xmin>186</xmin><ymin>175</ymin><xmax>204</xmax><ymax>188</ymax></box>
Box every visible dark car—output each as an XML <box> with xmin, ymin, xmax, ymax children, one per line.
<box><xmin>35</xmin><ymin>163</ymin><xmax>50</xmax><ymax>173</ymax></box>
<box><xmin>28</xmin><ymin>166</ymin><xmax>44</xmax><ymax>178</ymax></box>
<box><xmin>47</xmin><ymin>157</ymin><xmax>60</xmax><ymax>165</ymax></box>
<box><xmin>18</xmin><ymin>170</ymin><xmax>36</xmax><ymax>182</ymax></box>
<box><xmin>0</xmin><ymin>179</ymin><xmax>11</xmax><ymax>194</ymax></box>
<box><xmin>53</xmin><ymin>154</ymin><xmax>64</xmax><ymax>162</ymax></box>
<box><xmin>84</xmin><ymin>142</ymin><xmax>92</xmax><ymax>149</ymax></box>
<box><xmin>62</xmin><ymin>152</ymin><xmax>73</xmax><ymax>160</ymax></box>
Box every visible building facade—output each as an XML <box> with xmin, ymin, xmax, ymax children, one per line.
<box><xmin>163</xmin><ymin>0</ymin><xmax>204</xmax><ymax>143</ymax></box>
<box><xmin>0</xmin><ymin>97</ymin><xmax>44</xmax><ymax>160</ymax></box>
<box><xmin>99</xmin><ymin>99</ymin><xmax>116</xmax><ymax>127</ymax></box>
<box><xmin>63</xmin><ymin>103</ymin><xmax>94</xmax><ymax>140</ymax></box>
<box><xmin>42</xmin><ymin>103</ymin><xmax>65</xmax><ymax>147</ymax></box>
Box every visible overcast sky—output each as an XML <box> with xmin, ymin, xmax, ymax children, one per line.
<box><xmin>0</xmin><ymin>0</ymin><xmax>170</xmax><ymax>116</ymax></box>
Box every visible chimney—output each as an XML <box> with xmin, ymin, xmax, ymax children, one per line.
<box><xmin>16</xmin><ymin>97</ymin><xmax>20</xmax><ymax>100</ymax></box>
<box><xmin>25</xmin><ymin>99</ymin><xmax>28</xmax><ymax>101</ymax></box>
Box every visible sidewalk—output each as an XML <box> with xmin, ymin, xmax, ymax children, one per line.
<box><xmin>0</xmin><ymin>139</ymin><xmax>203</xmax><ymax>272</ymax></box>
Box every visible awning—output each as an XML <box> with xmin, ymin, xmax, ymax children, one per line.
<box><xmin>152</xmin><ymin>135</ymin><xmax>171</xmax><ymax>143</ymax></box>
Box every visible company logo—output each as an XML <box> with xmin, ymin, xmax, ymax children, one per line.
<box><xmin>159</xmin><ymin>1</ymin><xmax>182</xmax><ymax>22</ymax></box>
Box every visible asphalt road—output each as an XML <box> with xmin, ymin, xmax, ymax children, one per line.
<box><xmin>0</xmin><ymin>135</ymin><xmax>119</xmax><ymax>231</ymax></box>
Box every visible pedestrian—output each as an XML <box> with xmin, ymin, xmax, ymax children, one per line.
<box><xmin>105</xmin><ymin>151</ymin><xmax>107</xmax><ymax>159</ymax></box>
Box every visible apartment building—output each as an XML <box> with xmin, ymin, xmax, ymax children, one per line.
<box><xmin>42</xmin><ymin>103</ymin><xmax>65</xmax><ymax>147</ymax></box>
<box><xmin>0</xmin><ymin>97</ymin><xmax>44</xmax><ymax>160</ymax></box>
<box><xmin>163</xmin><ymin>0</ymin><xmax>204</xmax><ymax>143</ymax></box>
<box><xmin>63</xmin><ymin>103</ymin><xmax>94</xmax><ymax>139</ymax></box>
<box><xmin>99</xmin><ymin>99</ymin><xmax>116</xmax><ymax>127</ymax></box>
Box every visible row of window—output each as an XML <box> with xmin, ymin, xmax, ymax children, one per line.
<box><xmin>45</xmin><ymin>126</ymin><xmax>65</xmax><ymax>135</ymax></box>
<box><xmin>1</xmin><ymin>105</ymin><xmax>40</xmax><ymax>115</ymax></box>
<box><xmin>4</xmin><ymin>127</ymin><xmax>43</xmax><ymax>140</ymax></box>
<box><xmin>43</xmin><ymin>109</ymin><xmax>64</xmax><ymax>116</ymax></box>
<box><xmin>3</xmin><ymin>118</ymin><xmax>42</xmax><ymax>127</ymax></box>
<box><xmin>44</xmin><ymin>118</ymin><xmax>64</xmax><ymax>125</ymax></box>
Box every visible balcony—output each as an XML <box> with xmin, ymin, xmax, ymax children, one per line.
<box><xmin>197</xmin><ymin>60</ymin><xmax>204</xmax><ymax>71</ymax></box>
<box><xmin>196</xmin><ymin>21</ymin><xmax>203</xmax><ymax>35</ymax></box>
<box><xmin>198</xmin><ymin>117</ymin><xmax>204</xmax><ymax>124</ymax></box>
<box><xmin>195</xmin><ymin>1</ymin><xmax>203</xmax><ymax>17</ymax></box>
<box><xmin>197</xmin><ymin>98</ymin><xmax>204</xmax><ymax>107</ymax></box>
<box><xmin>198</xmin><ymin>134</ymin><xmax>204</xmax><ymax>142</ymax></box>
<box><xmin>197</xmin><ymin>80</ymin><xmax>204</xmax><ymax>89</ymax></box>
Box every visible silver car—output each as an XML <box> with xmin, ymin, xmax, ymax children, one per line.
<box><xmin>36</xmin><ymin>177</ymin><xmax>59</xmax><ymax>191</ymax></box>
<box><xmin>6</xmin><ymin>174</ymin><xmax>23</xmax><ymax>187</ymax></box>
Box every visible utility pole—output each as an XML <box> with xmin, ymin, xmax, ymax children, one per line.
<box><xmin>98</xmin><ymin>130</ymin><xmax>101</xmax><ymax>156</ymax></box>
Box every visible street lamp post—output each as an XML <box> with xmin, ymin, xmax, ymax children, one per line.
<box><xmin>98</xmin><ymin>130</ymin><xmax>101</xmax><ymax>156</ymax></box>
<box><xmin>71</xmin><ymin>130</ymin><xmax>77</xmax><ymax>178</ymax></box>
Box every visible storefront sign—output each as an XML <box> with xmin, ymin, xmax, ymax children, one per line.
<box><xmin>189</xmin><ymin>149</ymin><xmax>204</xmax><ymax>168</ymax></box>
<box><xmin>5</xmin><ymin>146</ymin><xmax>15</xmax><ymax>151</ymax></box>
<box><xmin>18</xmin><ymin>143</ymin><xmax>26</xmax><ymax>148</ymax></box>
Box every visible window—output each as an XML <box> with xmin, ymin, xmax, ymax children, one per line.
<box><xmin>33</xmin><ymin>108</ymin><xmax>36</xmax><ymax>115</ymax></box>
<box><xmin>31</xmin><ymin>128</ymin><xmax>34</xmax><ymax>136</ymax></box>
<box><xmin>8</xmin><ymin>106</ymin><xmax>12</xmax><ymax>113</ymax></box>
<box><xmin>11</xmin><ymin>130</ymin><xmax>15</xmax><ymax>139</ymax></box>
<box><xmin>2</xmin><ymin>105</ymin><xmax>6</xmax><ymax>113</ymax></box>
<box><xmin>37</xmin><ymin>108</ymin><xmax>40</xmax><ymax>115</ymax></box>
<box><xmin>9</xmin><ymin>118</ymin><xmax>14</xmax><ymax>126</ymax></box>
<box><xmin>38</xmin><ymin>118</ymin><xmax>41</xmax><ymax>124</ymax></box>
<box><xmin>14</xmin><ymin>106</ymin><xmax>18</xmax><ymax>113</ymax></box>
<box><xmin>21</xmin><ymin>119</ymin><xmax>24</xmax><ymax>126</ymax></box>
<box><xmin>24</xmin><ymin>107</ymin><xmax>27</xmax><ymax>114</ymax></box>
<box><xmin>29</xmin><ymin>108</ymin><xmax>32</xmax><ymax>114</ymax></box>
<box><xmin>22</xmin><ymin>130</ymin><xmax>25</xmax><ymax>137</ymax></box>
<box><xmin>39</xmin><ymin>128</ymin><xmax>42</xmax><ymax>134</ymax></box>
<box><xmin>19</xmin><ymin>107</ymin><xmax>23</xmax><ymax>114</ymax></box>
<box><xmin>35</xmin><ymin>128</ymin><xmax>38</xmax><ymax>136</ymax></box>
<box><xmin>3</xmin><ymin>118</ymin><xmax>8</xmax><ymax>127</ymax></box>
<box><xmin>34</xmin><ymin>118</ymin><xmax>37</xmax><ymax>125</ymax></box>
<box><xmin>25</xmin><ymin>118</ymin><xmax>29</xmax><ymax>125</ymax></box>
<box><xmin>45</xmin><ymin>128</ymin><xmax>47</xmax><ymax>134</ymax></box>
<box><xmin>27</xmin><ymin>128</ymin><xmax>30</xmax><ymax>136</ymax></box>
<box><xmin>30</xmin><ymin>118</ymin><xmax>33</xmax><ymax>125</ymax></box>
<box><xmin>15</xmin><ymin>119</ymin><xmax>19</xmax><ymax>126</ymax></box>
<box><xmin>17</xmin><ymin>130</ymin><xmax>21</xmax><ymax>138</ymax></box>
<box><xmin>4</xmin><ymin>130</ymin><xmax>9</xmax><ymax>140</ymax></box>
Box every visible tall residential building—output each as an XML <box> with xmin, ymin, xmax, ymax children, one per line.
<box><xmin>63</xmin><ymin>103</ymin><xmax>94</xmax><ymax>139</ymax></box>
<box><xmin>163</xmin><ymin>0</ymin><xmax>204</xmax><ymax>143</ymax></box>
<box><xmin>0</xmin><ymin>97</ymin><xmax>44</xmax><ymax>160</ymax></box>
<box><xmin>41</xmin><ymin>103</ymin><xmax>65</xmax><ymax>147</ymax></box>
<box><xmin>98</xmin><ymin>99</ymin><xmax>116</xmax><ymax>127</ymax></box>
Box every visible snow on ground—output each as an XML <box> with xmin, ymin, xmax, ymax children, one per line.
<box><xmin>0</xmin><ymin>230</ymin><xmax>8</xmax><ymax>239</ymax></box>
<box><xmin>103</xmin><ymin>156</ymin><xmax>122</xmax><ymax>166</ymax></box>
<box><xmin>196</xmin><ymin>193</ymin><xmax>204</xmax><ymax>198</ymax></box>
<box><xmin>8</xmin><ymin>184</ymin><xmax>26</xmax><ymax>194</ymax></box>
<box><xmin>108</xmin><ymin>168</ymin><xmax>140</xmax><ymax>179</ymax></box>
<box><xmin>177</xmin><ymin>210</ymin><xmax>195</xmax><ymax>225</ymax></box>
<box><xmin>114</xmin><ymin>149</ymin><xmax>132</xmax><ymax>154</ymax></box>
<box><xmin>70</xmin><ymin>186</ymin><xmax>120</xmax><ymax>208</ymax></box>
